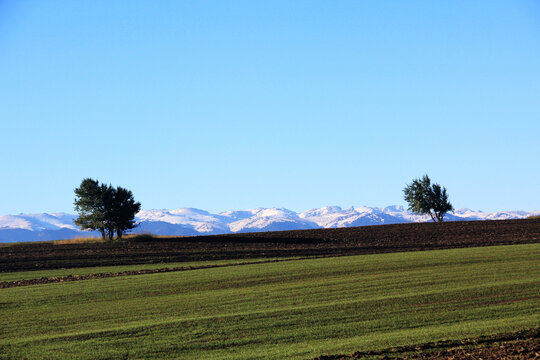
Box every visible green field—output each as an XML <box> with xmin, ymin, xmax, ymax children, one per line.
<box><xmin>1</xmin><ymin>244</ymin><xmax>538</xmax><ymax>359</ymax></box>
<box><xmin>0</xmin><ymin>257</ymin><xmax>301</xmax><ymax>283</ymax></box>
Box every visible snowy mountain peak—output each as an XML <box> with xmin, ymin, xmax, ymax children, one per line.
<box><xmin>382</xmin><ymin>205</ymin><xmax>405</xmax><ymax>212</ymax></box>
<box><xmin>299</xmin><ymin>206</ymin><xmax>344</xmax><ymax>217</ymax></box>
<box><xmin>354</xmin><ymin>206</ymin><xmax>374</xmax><ymax>213</ymax></box>
<box><xmin>169</xmin><ymin>208</ymin><xmax>212</xmax><ymax>216</ymax></box>
<box><xmin>251</xmin><ymin>208</ymin><xmax>298</xmax><ymax>218</ymax></box>
<box><xmin>454</xmin><ymin>208</ymin><xmax>474</xmax><ymax>215</ymax></box>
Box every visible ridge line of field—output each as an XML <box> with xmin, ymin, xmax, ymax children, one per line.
<box><xmin>0</xmin><ymin>256</ymin><xmax>323</xmax><ymax>289</ymax></box>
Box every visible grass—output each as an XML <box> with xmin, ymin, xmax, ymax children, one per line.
<box><xmin>0</xmin><ymin>257</ymin><xmax>301</xmax><ymax>282</ymax></box>
<box><xmin>51</xmin><ymin>233</ymin><xmax>182</xmax><ymax>245</ymax></box>
<box><xmin>0</xmin><ymin>244</ymin><xmax>538</xmax><ymax>359</ymax></box>
<box><xmin>0</xmin><ymin>233</ymin><xmax>180</xmax><ymax>248</ymax></box>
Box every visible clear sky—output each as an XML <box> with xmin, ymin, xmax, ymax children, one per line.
<box><xmin>1</xmin><ymin>0</ymin><xmax>539</xmax><ymax>215</ymax></box>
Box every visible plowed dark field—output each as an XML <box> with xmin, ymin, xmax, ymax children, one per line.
<box><xmin>1</xmin><ymin>218</ymin><xmax>539</xmax><ymax>271</ymax></box>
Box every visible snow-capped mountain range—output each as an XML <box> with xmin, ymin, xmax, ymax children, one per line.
<box><xmin>1</xmin><ymin>206</ymin><xmax>538</xmax><ymax>243</ymax></box>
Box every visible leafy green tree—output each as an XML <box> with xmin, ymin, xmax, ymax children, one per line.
<box><xmin>403</xmin><ymin>175</ymin><xmax>453</xmax><ymax>222</ymax></box>
<box><xmin>109</xmin><ymin>186</ymin><xmax>141</xmax><ymax>239</ymax></box>
<box><xmin>74</xmin><ymin>178</ymin><xmax>141</xmax><ymax>240</ymax></box>
<box><xmin>74</xmin><ymin>178</ymin><xmax>107</xmax><ymax>238</ymax></box>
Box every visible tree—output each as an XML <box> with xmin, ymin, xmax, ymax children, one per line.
<box><xmin>109</xmin><ymin>186</ymin><xmax>141</xmax><ymax>239</ymax></box>
<box><xmin>403</xmin><ymin>175</ymin><xmax>453</xmax><ymax>222</ymax></box>
<box><xmin>74</xmin><ymin>178</ymin><xmax>107</xmax><ymax>239</ymax></box>
<box><xmin>74</xmin><ymin>178</ymin><xmax>141</xmax><ymax>240</ymax></box>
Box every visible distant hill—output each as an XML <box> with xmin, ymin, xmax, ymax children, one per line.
<box><xmin>1</xmin><ymin>206</ymin><xmax>539</xmax><ymax>242</ymax></box>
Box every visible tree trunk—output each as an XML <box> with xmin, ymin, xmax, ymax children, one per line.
<box><xmin>107</xmin><ymin>228</ymin><xmax>114</xmax><ymax>241</ymax></box>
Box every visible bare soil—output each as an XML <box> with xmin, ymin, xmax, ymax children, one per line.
<box><xmin>312</xmin><ymin>327</ymin><xmax>540</xmax><ymax>359</ymax></box>
<box><xmin>1</xmin><ymin>218</ymin><xmax>539</xmax><ymax>272</ymax></box>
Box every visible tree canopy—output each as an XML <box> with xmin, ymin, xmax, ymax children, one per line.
<box><xmin>74</xmin><ymin>178</ymin><xmax>141</xmax><ymax>240</ymax></box>
<box><xmin>403</xmin><ymin>175</ymin><xmax>453</xmax><ymax>222</ymax></box>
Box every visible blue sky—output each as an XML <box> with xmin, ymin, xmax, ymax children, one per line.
<box><xmin>1</xmin><ymin>0</ymin><xmax>539</xmax><ymax>214</ymax></box>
